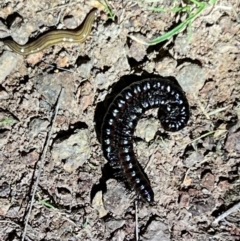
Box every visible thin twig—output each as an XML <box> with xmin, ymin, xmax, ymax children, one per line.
<box><xmin>135</xmin><ymin>200</ymin><xmax>139</xmax><ymax>241</ymax></box>
<box><xmin>212</xmin><ymin>201</ymin><xmax>240</xmax><ymax>225</ymax></box>
<box><xmin>45</xmin><ymin>63</ymin><xmax>78</xmax><ymax>74</ymax></box>
<box><xmin>21</xmin><ymin>87</ymin><xmax>63</xmax><ymax>241</ymax></box>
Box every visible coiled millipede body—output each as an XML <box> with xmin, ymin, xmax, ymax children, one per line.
<box><xmin>101</xmin><ymin>77</ymin><xmax>190</xmax><ymax>203</ymax></box>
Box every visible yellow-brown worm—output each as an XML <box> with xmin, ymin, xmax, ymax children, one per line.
<box><xmin>2</xmin><ymin>9</ymin><xmax>97</xmax><ymax>56</ymax></box>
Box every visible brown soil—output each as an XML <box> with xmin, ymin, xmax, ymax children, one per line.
<box><xmin>0</xmin><ymin>0</ymin><xmax>240</xmax><ymax>240</ymax></box>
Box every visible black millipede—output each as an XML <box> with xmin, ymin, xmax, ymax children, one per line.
<box><xmin>101</xmin><ymin>77</ymin><xmax>190</xmax><ymax>203</ymax></box>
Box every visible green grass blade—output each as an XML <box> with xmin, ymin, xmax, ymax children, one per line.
<box><xmin>148</xmin><ymin>1</ymin><xmax>206</xmax><ymax>45</ymax></box>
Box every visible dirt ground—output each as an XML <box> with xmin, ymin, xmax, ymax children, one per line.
<box><xmin>0</xmin><ymin>0</ymin><xmax>240</xmax><ymax>240</ymax></box>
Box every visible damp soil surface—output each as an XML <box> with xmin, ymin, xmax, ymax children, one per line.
<box><xmin>0</xmin><ymin>0</ymin><xmax>240</xmax><ymax>240</ymax></box>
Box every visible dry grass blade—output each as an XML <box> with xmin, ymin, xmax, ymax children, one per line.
<box><xmin>208</xmin><ymin>105</ymin><xmax>231</xmax><ymax>116</ymax></box>
<box><xmin>212</xmin><ymin>201</ymin><xmax>240</xmax><ymax>225</ymax></box>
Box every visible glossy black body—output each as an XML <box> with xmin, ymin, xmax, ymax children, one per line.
<box><xmin>101</xmin><ymin>77</ymin><xmax>189</xmax><ymax>203</ymax></box>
